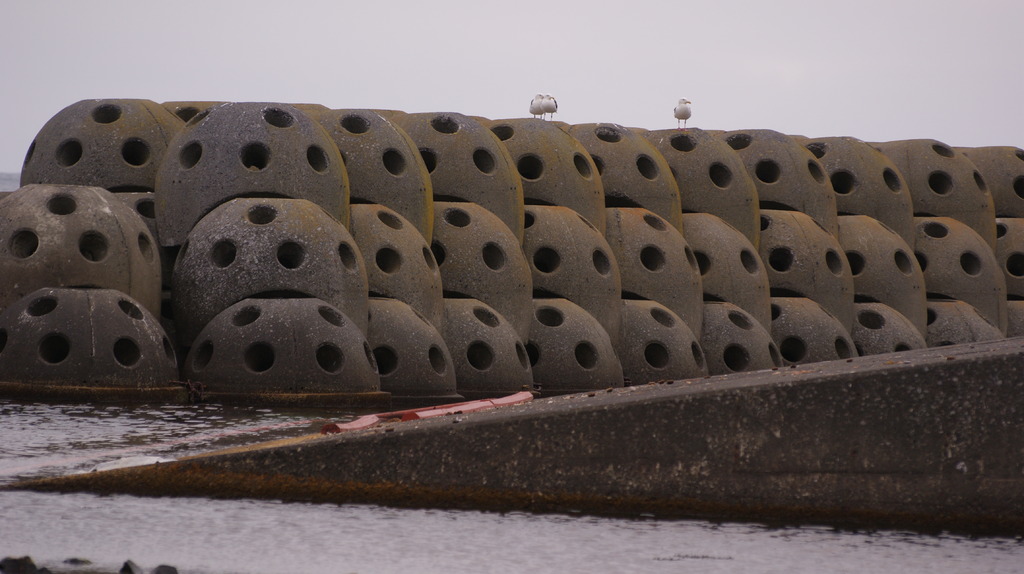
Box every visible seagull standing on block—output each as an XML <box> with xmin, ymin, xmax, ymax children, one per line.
<box><xmin>541</xmin><ymin>94</ymin><xmax>558</xmax><ymax>120</ymax></box>
<box><xmin>674</xmin><ymin>98</ymin><xmax>692</xmax><ymax>129</ymax></box>
<box><xmin>530</xmin><ymin>94</ymin><xmax>546</xmax><ymax>119</ymax></box>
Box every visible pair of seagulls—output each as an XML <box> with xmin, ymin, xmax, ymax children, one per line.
<box><xmin>529</xmin><ymin>94</ymin><xmax>558</xmax><ymax>120</ymax></box>
<box><xmin>529</xmin><ymin>95</ymin><xmax>693</xmax><ymax>129</ymax></box>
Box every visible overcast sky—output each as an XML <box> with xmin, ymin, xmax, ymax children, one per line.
<box><xmin>1</xmin><ymin>0</ymin><xmax>1021</xmax><ymax>173</ymax></box>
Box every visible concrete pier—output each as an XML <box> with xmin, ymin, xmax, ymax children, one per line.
<box><xmin>10</xmin><ymin>338</ymin><xmax>1024</xmax><ymax>534</ymax></box>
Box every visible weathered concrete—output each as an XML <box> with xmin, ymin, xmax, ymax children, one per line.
<box><xmin>13</xmin><ymin>337</ymin><xmax>1024</xmax><ymax>534</ymax></box>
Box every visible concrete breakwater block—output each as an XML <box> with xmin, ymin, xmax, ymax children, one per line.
<box><xmin>568</xmin><ymin>123</ymin><xmax>682</xmax><ymax>232</ymax></box>
<box><xmin>483</xmin><ymin>117</ymin><xmax>606</xmax><ymax>235</ymax></box>
<box><xmin>837</xmin><ymin>215</ymin><xmax>926</xmax><ymax>334</ymax></box>
<box><xmin>20</xmin><ymin>337</ymin><xmax>1024</xmax><ymax>534</ymax></box>
<box><xmin>21</xmin><ymin>98</ymin><xmax>183</xmax><ymax>194</ymax></box>
<box><xmin>721</xmin><ymin>129</ymin><xmax>837</xmax><ymax>236</ymax></box>
<box><xmin>0</xmin><ymin>288</ymin><xmax>178</xmax><ymax>394</ymax></box>
<box><xmin>0</xmin><ymin>184</ymin><xmax>162</xmax><ymax>316</ymax></box>
<box><xmin>644</xmin><ymin>127</ymin><xmax>760</xmax><ymax>247</ymax></box>
<box><xmin>171</xmin><ymin>198</ymin><xmax>369</xmax><ymax>347</ymax></box>
<box><xmin>307</xmin><ymin>108</ymin><xmax>434</xmax><ymax>241</ymax></box>
<box><xmin>913</xmin><ymin>217</ymin><xmax>1006</xmax><ymax>334</ymax></box>
<box><xmin>758</xmin><ymin>210</ymin><xmax>854</xmax><ymax>332</ymax></box>
<box><xmin>799</xmin><ymin>136</ymin><xmax>915</xmax><ymax>244</ymax></box>
<box><xmin>431</xmin><ymin>202</ymin><xmax>532</xmax><ymax>341</ymax></box>
<box><xmin>183</xmin><ymin>297</ymin><xmax>386</xmax><ymax>406</ymax></box>
<box><xmin>441</xmin><ymin>298</ymin><xmax>533</xmax><ymax>400</ymax></box>
<box><xmin>349</xmin><ymin>204</ymin><xmax>444</xmax><ymax>331</ymax></box>
<box><xmin>874</xmin><ymin>139</ymin><xmax>996</xmax><ymax>249</ymax></box>
<box><xmin>604</xmin><ymin>207</ymin><xmax>703</xmax><ymax>334</ymax></box>
<box><xmin>367</xmin><ymin>297</ymin><xmax>461</xmax><ymax>406</ymax></box>
<box><xmin>390</xmin><ymin>112</ymin><xmax>524</xmax><ymax>242</ymax></box>
<box><xmin>155</xmin><ymin>102</ymin><xmax>348</xmax><ymax>247</ymax></box>
<box><xmin>679</xmin><ymin>213</ymin><xmax>771</xmax><ymax>330</ymax></box>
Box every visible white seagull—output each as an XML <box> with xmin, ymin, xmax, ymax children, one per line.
<box><xmin>674</xmin><ymin>98</ymin><xmax>692</xmax><ymax>129</ymax></box>
<box><xmin>541</xmin><ymin>94</ymin><xmax>558</xmax><ymax>120</ymax></box>
<box><xmin>530</xmin><ymin>94</ymin><xmax>546</xmax><ymax>119</ymax></box>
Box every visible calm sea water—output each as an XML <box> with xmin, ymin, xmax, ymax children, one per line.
<box><xmin>0</xmin><ymin>172</ymin><xmax>19</xmax><ymax>191</ymax></box>
<box><xmin>1</xmin><ymin>171</ymin><xmax>1023</xmax><ymax>572</ymax></box>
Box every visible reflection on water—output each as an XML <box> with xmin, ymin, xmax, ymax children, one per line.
<box><xmin>2</xmin><ymin>400</ymin><xmax>1022</xmax><ymax>573</ymax></box>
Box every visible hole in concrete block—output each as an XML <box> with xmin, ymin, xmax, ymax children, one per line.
<box><xmin>118</xmin><ymin>299</ymin><xmax>143</xmax><ymax>320</ymax></box>
<box><xmin>518</xmin><ymin>154</ymin><xmax>543</xmax><ymax>180</ymax></box>
<box><xmin>39</xmin><ymin>334</ymin><xmax>70</xmax><ymax>364</ymax></box>
<box><xmin>428</xmin><ymin>345</ymin><xmax>446</xmax><ymax>374</ymax></box>
<box><xmin>430</xmin><ymin>241</ymin><xmax>446</xmax><ymax>266</ymax></box>
<box><xmin>726</xmin><ymin>133</ymin><xmax>751</xmax><ymax>150</ymax></box>
<box><xmin>755</xmin><ymin>160</ymin><xmax>780</xmax><ymax>184</ymax></box>
<box><xmin>307</xmin><ymin>145</ymin><xmax>329</xmax><ymax>172</ymax></box>
<box><xmin>28</xmin><ymin>296</ymin><xmax>58</xmax><ymax>317</ymax></box>
<box><xmin>192</xmin><ymin>340</ymin><xmax>213</xmax><ymax>370</ymax></box>
<box><xmin>317</xmin><ymin>343</ymin><xmax>344</xmax><ymax>374</ymax></box>
<box><xmin>92</xmin><ymin>104</ymin><xmax>122</xmax><ymax>124</ymax></box>
<box><xmin>722</xmin><ymin>344</ymin><xmax>750</xmax><ymax>371</ymax></box>
<box><xmin>47</xmin><ymin>194</ymin><xmax>77</xmax><ymax>215</ymax></box>
<box><xmin>636</xmin><ymin>154</ymin><xmax>658</xmax><ymax>180</ymax></box>
<box><xmin>960</xmin><ymin>251</ymin><xmax>982</xmax><ymax>276</ymax></box>
<box><xmin>419</xmin><ymin>149</ymin><xmax>437</xmax><ymax>173</ymax></box>
<box><xmin>835</xmin><ymin>337</ymin><xmax>853</xmax><ymax>358</ymax></box>
<box><xmin>574</xmin><ymin>341</ymin><xmax>598</xmax><ymax>369</ymax></box>
<box><xmin>536</xmin><ymin>306</ymin><xmax>563</xmax><ymax>327</ymax></box>
<box><xmin>375</xmin><ymin>247</ymin><xmax>401</xmax><ymax>273</ymax></box>
<box><xmin>233</xmin><ymin>305</ymin><xmax>262</xmax><ymax>327</ymax></box>
<box><xmin>211</xmin><ymin>240</ymin><xmax>237</xmax><ymax>268</ymax></box>
<box><xmin>79</xmin><ymin>232</ymin><xmax>109</xmax><ymax>262</ymax></box>
<box><xmin>650</xmin><ymin>307</ymin><xmax>675</xmax><ymax>327</ymax></box>
<box><xmin>241</xmin><ymin>142</ymin><xmax>271</xmax><ymax>171</ymax></box>
<box><xmin>671</xmin><ymin>134</ymin><xmax>695</xmax><ymax>152</ymax></box>
<box><xmin>180</xmin><ymin>142</ymin><xmax>202</xmax><ymax>169</ymax></box>
<box><xmin>490</xmin><ymin>125</ymin><xmax>514</xmax><ymax>141</ymax></box>
<box><xmin>883</xmin><ymin>168</ymin><xmax>902</xmax><ymax>192</ymax></box>
<box><xmin>533</xmin><ymin>247</ymin><xmax>561</xmax><ymax>273</ymax></box>
<box><xmin>467</xmin><ymin>341</ymin><xmax>494</xmax><ymax>371</ymax></box>
<box><xmin>473</xmin><ymin>306</ymin><xmax>500</xmax><ymax>327</ymax></box>
<box><xmin>709</xmin><ymin>163</ymin><xmax>732</xmax><ymax>188</ymax></box>
<box><xmin>443</xmin><ymin>207</ymin><xmax>471</xmax><ymax>228</ymax></box>
<box><xmin>858</xmin><ymin>309</ymin><xmax>885</xmax><ymax>329</ymax></box>
<box><xmin>382</xmin><ymin>149</ymin><xmax>406</xmax><ymax>176</ymax></box>
<box><xmin>473</xmin><ymin>149</ymin><xmax>496</xmax><ymax>174</ymax></box>
<box><xmin>780</xmin><ymin>337</ymin><xmax>806</xmax><ymax>362</ymax></box>
<box><xmin>482</xmin><ymin>242</ymin><xmax>506</xmax><ymax>271</ymax></box>
<box><xmin>640</xmin><ymin>245</ymin><xmax>665</xmax><ymax>271</ymax></box>
<box><xmin>121</xmin><ymin>139</ymin><xmax>150</xmax><ymax>166</ymax></box>
<box><xmin>595</xmin><ymin>126</ymin><xmax>621</xmax><ymax>143</ymax></box>
<box><xmin>645</xmin><ymin>342</ymin><xmax>669</xmax><ymax>368</ymax></box>
<box><xmin>377</xmin><ymin>210</ymin><xmax>404</xmax><ymax>230</ymax></box>
<box><xmin>825</xmin><ymin>249</ymin><xmax>844</xmax><ymax>275</ymax></box>
<box><xmin>574</xmin><ymin>153</ymin><xmax>592</xmax><ymax>179</ymax></box>
<box><xmin>374</xmin><ymin>346</ymin><xmax>398</xmax><ymax>376</ymax></box>
<box><xmin>319</xmin><ymin>305</ymin><xmax>344</xmax><ymax>326</ymax></box>
<box><xmin>431</xmin><ymin>115</ymin><xmax>459</xmax><ymax>134</ymax></box>
<box><xmin>56</xmin><ymin>139</ymin><xmax>83</xmax><ymax>167</ymax></box>
<box><xmin>244</xmin><ymin>342</ymin><xmax>275</xmax><ymax>373</ymax></box>
<box><xmin>768</xmin><ymin>247</ymin><xmax>794</xmax><ymax>272</ymax></box>
<box><xmin>593</xmin><ymin>249</ymin><xmax>611</xmax><ymax>275</ymax></box>
<box><xmin>728</xmin><ymin>310</ymin><xmax>753</xmax><ymax>330</ymax></box>
<box><xmin>846</xmin><ymin>251</ymin><xmax>865</xmax><ymax>275</ymax></box>
<box><xmin>340</xmin><ymin>114</ymin><xmax>370</xmax><ymax>134</ymax></box>
<box><xmin>928</xmin><ymin>171</ymin><xmax>953</xmax><ymax>195</ymax></box>
<box><xmin>263</xmin><ymin>107</ymin><xmax>294</xmax><ymax>128</ymax></box>
<box><xmin>113</xmin><ymin>337</ymin><xmax>141</xmax><ymax>367</ymax></box>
